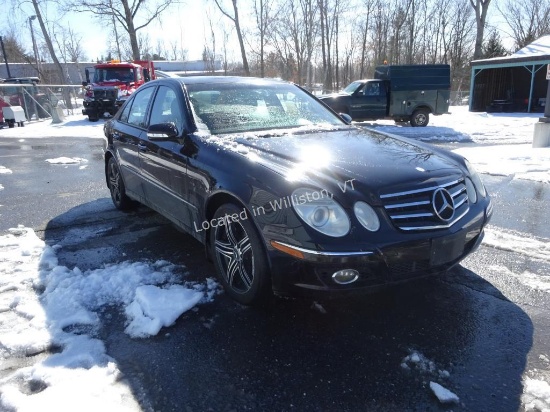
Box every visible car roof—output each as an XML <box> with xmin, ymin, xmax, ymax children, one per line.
<box><xmin>152</xmin><ymin>76</ymin><xmax>290</xmax><ymax>87</ymax></box>
<box><xmin>3</xmin><ymin>77</ymin><xmax>40</xmax><ymax>84</ymax></box>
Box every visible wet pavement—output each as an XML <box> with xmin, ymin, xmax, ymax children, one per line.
<box><xmin>1</xmin><ymin>135</ymin><xmax>549</xmax><ymax>411</ymax></box>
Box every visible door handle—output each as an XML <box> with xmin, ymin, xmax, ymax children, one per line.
<box><xmin>138</xmin><ymin>143</ymin><xmax>148</xmax><ymax>152</ymax></box>
<box><xmin>112</xmin><ymin>132</ymin><xmax>121</xmax><ymax>140</ymax></box>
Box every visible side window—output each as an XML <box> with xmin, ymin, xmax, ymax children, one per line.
<box><xmin>119</xmin><ymin>99</ymin><xmax>132</xmax><ymax>123</ymax></box>
<box><xmin>127</xmin><ymin>86</ymin><xmax>154</xmax><ymax>128</ymax></box>
<box><xmin>364</xmin><ymin>82</ymin><xmax>380</xmax><ymax>96</ymax></box>
<box><xmin>148</xmin><ymin>86</ymin><xmax>184</xmax><ymax>133</ymax></box>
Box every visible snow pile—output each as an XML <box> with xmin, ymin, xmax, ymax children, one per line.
<box><xmin>401</xmin><ymin>350</ymin><xmax>459</xmax><ymax>405</ymax></box>
<box><xmin>400</xmin><ymin>350</ymin><xmax>450</xmax><ymax>380</ymax></box>
<box><xmin>125</xmin><ymin>284</ymin><xmax>203</xmax><ymax>338</ymax></box>
<box><xmin>429</xmin><ymin>381</ymin><xmax>460</xmax><ymax>404</ymax></box>
<box><xmin>45</xmin><ymin>157</ymin><xmax>88</xmax><ymax>165</ymax></box>
<box><xmin>0</xmin><ymin>166</ymin><xmax>12</xmax><ymax>174</ymax></box>
<box><xmin>523</xmin><ymin>377</ymin><xmax>550</xmax><ymax>411</ymax></box>
<box><xmin>0</xmin><ymin>226</ymin><xmax>221</xmax><ymax>411</ymax></box>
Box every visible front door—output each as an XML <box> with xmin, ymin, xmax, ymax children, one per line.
<box><xmin>139</xmin><ymin>85</ymin><xmax>196</xmax><ymax>232</ymax></box>
<box><xmin>350</xmin><ymin>81</ymin><xmax>387</xmax><ymax>119</ymax></box>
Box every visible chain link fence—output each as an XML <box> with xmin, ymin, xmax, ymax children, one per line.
<box><xmin>0</xmin><ymin>84</ymin><xmax>84</xmax><ymax>127</ymax></box>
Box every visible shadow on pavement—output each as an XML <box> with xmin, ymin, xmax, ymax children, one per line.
<box><xmin>41</xmin><ymin>201</ymin><xmax>533</xmax><ymax>412</ymax></box>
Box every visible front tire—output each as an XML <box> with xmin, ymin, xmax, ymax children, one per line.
<box><xmin>107</xmin><ymin>157</ymin><xmax>133</xmax><ymax>210</ymax></box>
<box><xmin>410</xmin><ymin>109</ymin><xmax>429</xmax><ymax>127</ymax></box>
<box><xmin>210</xmin><ymin>203</ymin><xmax>271</xmax><ymax>306</ymax></box>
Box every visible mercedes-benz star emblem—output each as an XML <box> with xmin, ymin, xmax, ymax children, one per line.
<box><xmin>432</xmin><ymin>188</ymin><xmax>455</xmax><ymax>222</ymax></box>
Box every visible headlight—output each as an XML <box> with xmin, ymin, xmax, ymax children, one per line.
<box><xmin>292</xmin><ymin>188</ymin><xmax>350</xmax><ymax>237</ymax></box>
<box><xmin>354</xmin><ymin>202</ymin><xmax>380</xmax><ymax>232</ymax></box>
<box><xmin>465</xmin><ymin>160</ymin><xmax>487</xmax><ymax>197</ymax></box>
<box><xmin>465</xmin><ymin>178</ymin><xmax>477</xmax><ymax>204</ymax></box>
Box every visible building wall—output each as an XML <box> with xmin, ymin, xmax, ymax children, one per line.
<box><xmin>0</xmin><ymin>60</ymin><xmax>221</xmax><ymax>85</ymax></box>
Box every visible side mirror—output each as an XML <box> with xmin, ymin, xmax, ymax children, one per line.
<box><xmin>147</xmin><ymin>123</ymin><xmax>179</xmax><ymax>140</ymax></box>
<box><xmin>143</xmin><ymin>69</ymin><xmax>151</xmax><ymax>82</ymax></box>
<box><xmin>340</xmin><ymin>113</ymin><xmax>352</xmax><ymax>124</ymax></box>
<box><xmin>85</xmin><ymin>68</ymin><xmax>90</xmax><ymax>83</ymax></box>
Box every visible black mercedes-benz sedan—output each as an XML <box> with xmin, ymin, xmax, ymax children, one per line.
<box><xmin>103</xmin><ymin>76</ymin><xmax>492</xmax><ymax>306</ymax></box>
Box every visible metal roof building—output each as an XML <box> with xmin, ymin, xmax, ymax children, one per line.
<box><xmin>469</xmin><ymin>35</ymin><xmax>550</xmax><ymax>113</ymax></box>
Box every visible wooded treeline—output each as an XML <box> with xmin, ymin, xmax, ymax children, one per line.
<box><xmin>2</xmin><ymin>0</ymin><xmax>550</xmax><ymax>91</ymax></box>
<box><xmin>210</xmin><ymin>0</ymin><xmax>549</xmax><ymax>92</ymax></box>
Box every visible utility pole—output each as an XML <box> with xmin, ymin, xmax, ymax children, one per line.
<box><xmin>29</xmin><ymin>15</ymin><xmax>40</xmax><ymax>77</ymax></box>
<box><xmin>533</xmin><ymin>64</ymin><xmax>550</xmax><ymax>148</ymax></box>
<box><xmin>0</xmin><ymin>36</ymin><xmax>12</xmax><ymax>78</ymax></box>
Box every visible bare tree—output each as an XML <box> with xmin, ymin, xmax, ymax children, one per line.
<box><xmin>168</xmin><ymin>35</ymin><xmax>188</xmax><ymax>61</ymax></box>
<box><xmin>251</xmin><ymin>0</ymin><xmax>275</xmax><ymax>77</ymax></box>
<box><xmin>318</xmin><ymin>0</ymin><xmax>342</xmax><ymax>92</ymax></box>
<box><xmin>213</xmin><ymin>0</ymin><xmax>250</xmax><ymax>75</ymax></box>
<box><xmin>498</xmin><ymin>0</ymin><xmax>550</xmax><ymax>50</ymax></box>
<box><xmin>30</xmin><ymin>0</ymin><xmax>69</xmax><ymax>84</ymax></box>
<box><xmin>445</xmin><ymin>1</ymin><xmax>475</xmax><ymax>90</ymax></box>
<box><xmin>203</xmin><ymin>8</ymin><xmax>217</xmax><ymax>72</ymax></box>
<box><xmin>370</xmin><ymin>0</ymin><xmax>390</xmax><ymax>65</ymax></box>
<box><xmin>469</xmin><ymin>0</ymin><xmax>491</xmax><ymax>60</ymax></box>
<box><xmin>388</xmin><ymin>0</ymin><xmax>413</xmax><ymax>64</ymax></box>
<box><xmin>66</xmin><ymin>0</ymin><xmax>176</xmax><ymax>60</ymax></box>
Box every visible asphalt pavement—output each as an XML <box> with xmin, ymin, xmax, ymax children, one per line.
<box><xmin>1</xmin><ymin>134</ymin><xmax>549</xmax><ymax>411</ymax></box>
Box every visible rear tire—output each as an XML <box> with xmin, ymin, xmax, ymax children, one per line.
<box><xmin>210</xmin><ymin>203</ymin><xmax>272</xmax><ymax>306</ymax></box>
<box><xmin>107</xmin><ymin>157</ymin><xmax>133</xmax><ymax>210</ymax></box>
<box><xmin>410</xmin><ymin>109</ymin><xmax>429</xmax><ymax>127</ymax></box>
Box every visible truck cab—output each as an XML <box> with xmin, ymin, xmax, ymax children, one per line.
<box><xmin>330</xmin><ymin>79</ymin><xmax>389</xmax><ymax>120</ymax></box>
<box><xmin>82</xmin><ymin>60</ymin><xmax>155</xmax><ymax>121</ymax></box>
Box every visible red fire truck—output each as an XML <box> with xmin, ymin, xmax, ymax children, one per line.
<box><xmin>82</xmin><ymin>60</ymin><xmax>156</xmax><ymax>121</ymax></box>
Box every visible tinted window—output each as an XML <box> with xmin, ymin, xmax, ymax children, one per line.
<box><xmin>127</xmin><ymin>86</ymin><xmax>154</xmax><ymax>128</ymax></box>
<box><xmin>119</xmin><ymin>99</ymin><xmax>132</xmax><ymax>123</ymax></box>
<box><xmin>149</xmin><ymin>86</ymin><xmax>184</xmax><ymax>133</ymax></box>
<box><xmin>186</xmin><ymin>82</ymin><xmax>344</xmax><ymax>135</ymax></box>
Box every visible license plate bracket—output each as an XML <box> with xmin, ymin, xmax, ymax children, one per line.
<box><xmin>430</xmin><ymin>233</ymin><xmax>466</xmax><ymax>266</ymax></box>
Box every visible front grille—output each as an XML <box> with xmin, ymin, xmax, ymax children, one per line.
<box><xmin>93</xmin><ymin>88</ymin><xmax>117</xmax><ymax>99</ymax></box>
<box><xmin>381</xmin><ymin>178</ymin><xmax>469</xmax><ymax>231</ymax></box>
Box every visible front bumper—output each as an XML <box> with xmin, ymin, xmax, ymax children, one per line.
<box><xmin>267</xmin><ymin>201</ymin><xmax>491</xmax><ymax>298</ymax></box>
<box><xmin>82</xmin><ymin>98</ymin><xmax>122</xmax><ymax>116</ymax></box>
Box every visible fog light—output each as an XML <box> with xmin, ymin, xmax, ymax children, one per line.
<box><xmin>332</xmin><ymin>269</ymin><xmax>359</xmax><ymax>285</ymax></box>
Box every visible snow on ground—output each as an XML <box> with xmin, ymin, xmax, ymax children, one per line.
<box><xmin>358</xmin><ymin>106</ymin><xmax>548</xmax><ymax>183</ymax></box>
<box><xmin>484</xmin><ymin>226</ymin><xmax>550</xmax><ymax>263</ymax></box>
<box><xmin>0</xmin><ymin>116</ymin><xmax>104</xmax><ymax>139</ymax></box>
<box><xmin>1</xmin><ymin>108</ymin><xmax>550</xmax><ymax>409</ymax></box>
<box><xmin>364</xmin><ymin>105</ymin><xmax>541</xmax><ymax>145</ymax></box>
<box><xmin>0</xmin><ymin>226</ymin><xmax>220</xmax><ymax>411</ymax></box>
<box><xmin>454</xmin><ymin>144</ymin><xmax>550</xmax><ymax>184</ymax></box>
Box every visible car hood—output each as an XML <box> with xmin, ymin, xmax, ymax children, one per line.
<box><xmin>318</xmin><ymin>93</ymin><xmax>349</xmax><ymax>100</ymax></box>
<box><xmin>227</xmin><ymin>127</ymin><xmax>464</xmax><ymax>203</ymax></box>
